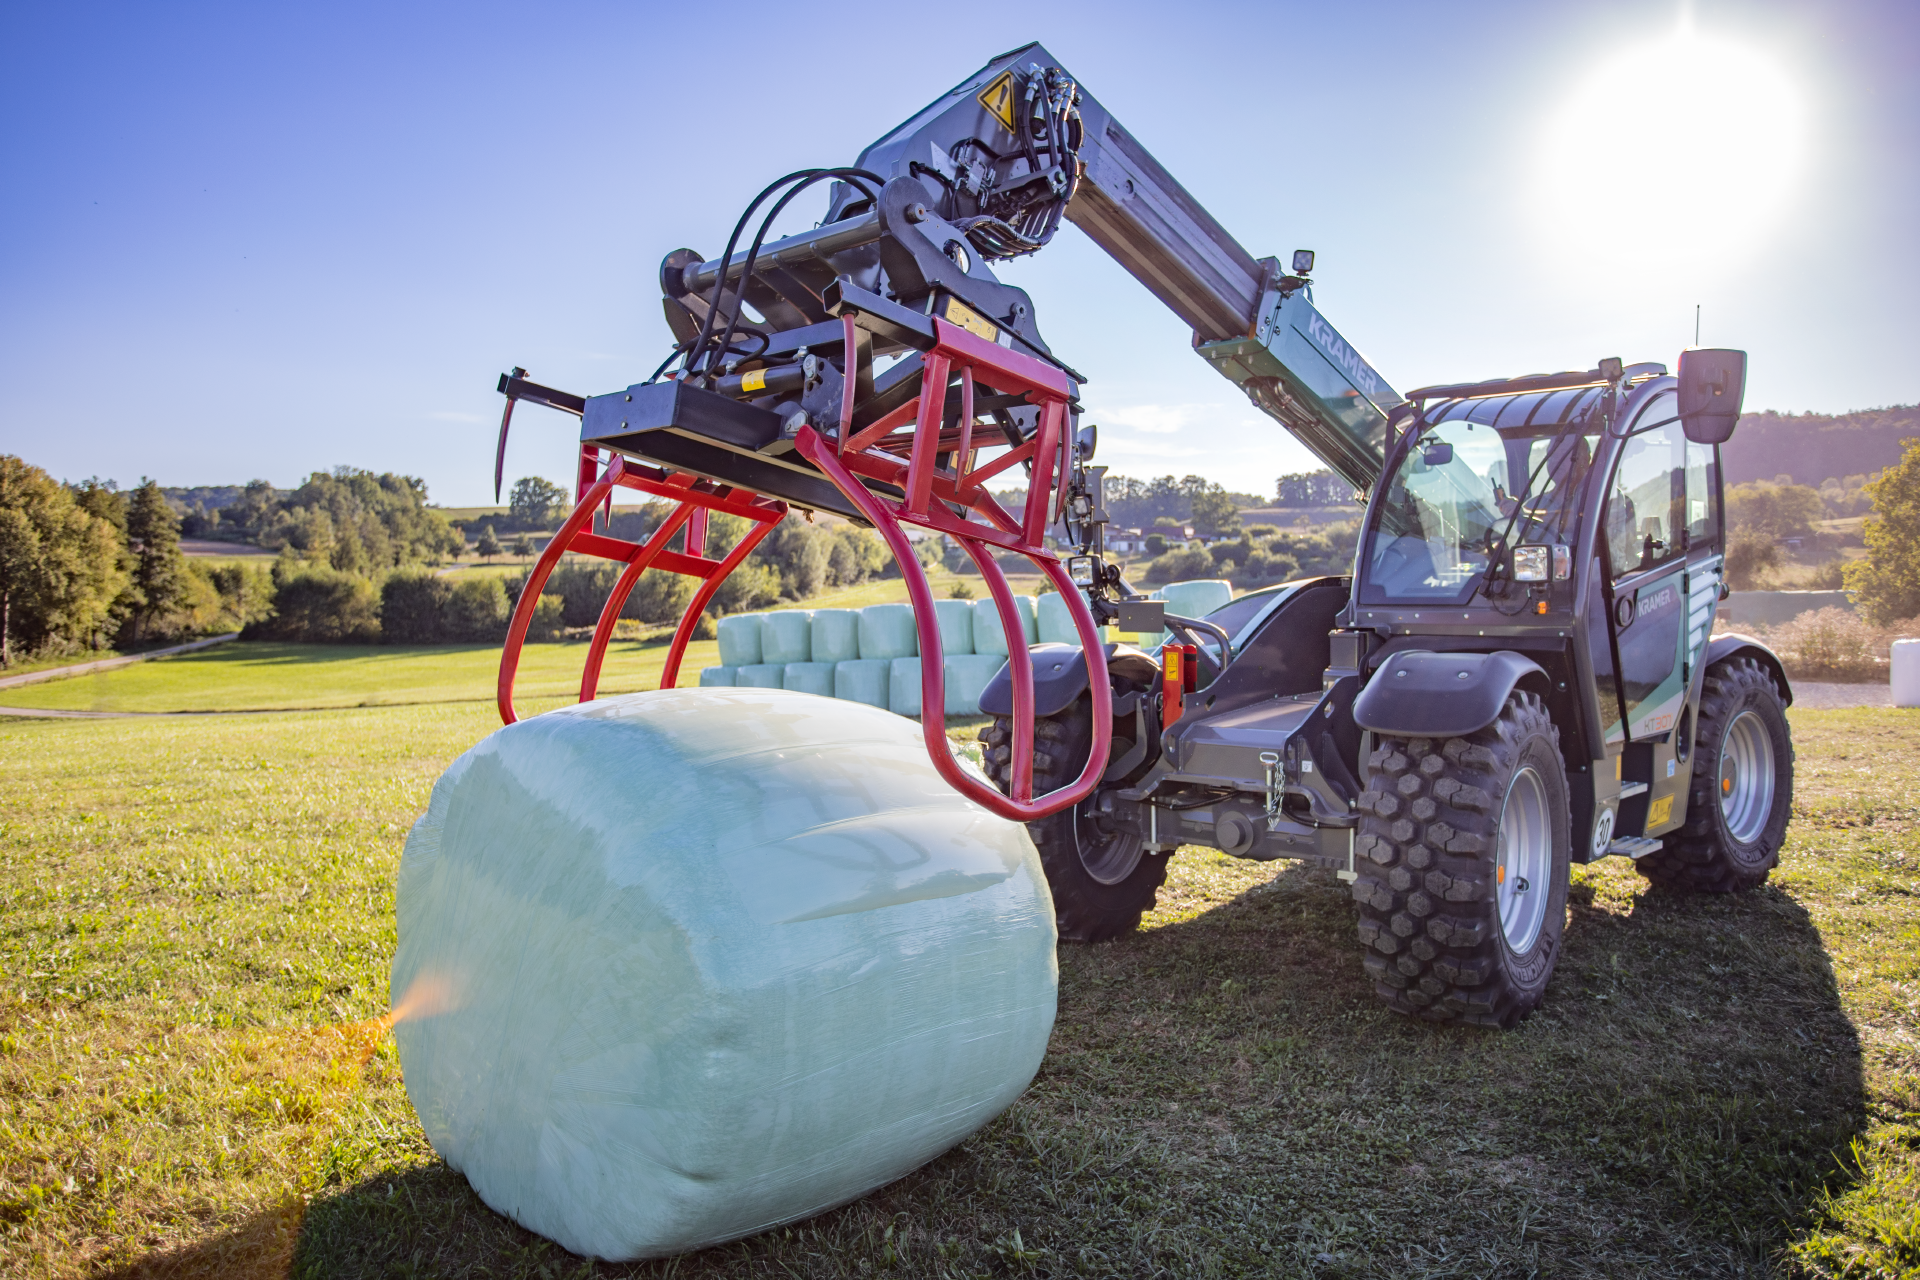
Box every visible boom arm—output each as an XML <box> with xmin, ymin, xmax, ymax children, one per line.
<box><xmin>834</xmin><ymin>43</ymin><xmax>1403</xmax><ymax>494</ymax></box>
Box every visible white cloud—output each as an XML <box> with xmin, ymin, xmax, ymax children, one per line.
<box><xmin>1087</xmin><ymin>402</ymin><xmax>1200</xmax><ymax>434</ymax></box>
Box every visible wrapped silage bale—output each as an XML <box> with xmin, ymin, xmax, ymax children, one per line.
<box><xmin>810</xmin><ymin>609</ymin><xmax>860</xmax><ymax>664</ymax></box>
<box><xmin>392</xmin><ymin>688</ymin><xmax>1056</xmax><ymax>1261</ymax></box>
<box><xmin>888</xmin><ymin>656</ymin><xmax>922</xmax><ymax>717</ymax></box>
<box><xmin>945</xmin><ymin>654</ymin><xmax>1007</xmax><ymax>717</ymax></box>
<box><xmin>933</xmin><ymin>600</ymin><xmax>975</xmax><ymax>655</ymax></box>
<box><xmin>971</xmin><ymin>595</ymin><xmax>1038</xmax><ymax>656</ymax></box>
<box><xmin>1158</xmin><ymin>579</ymin><xmax>1233</xmax><ymax>648</ymax></box>
<box><xmin>833</xmin><ymin>658</ymin><xmax>892</xmax><ymax>709</ymax></box>
<box><xmin>759</xmin><ymin>611</ymin><xmax>813</xmax><ymax>665</ymax></box>
<box><xmin>716</xmin><ymin>614</ymin><xmax>763</xmax><ymax>668</ymax></box>
<box><xmin>858</xmin><ymin>604</ymin><xmax>918</xmax><ymax>660</ymax></box>
<box><xmin>736</xmin><ymin>663</ymin><xmax>784</xmax><ymax>689</ymax></box>
<box><xmin>698</xmin><ymin>667</ymin><xmax>736</xmax><ymax>688</ymax></box>
<box><xmin>1037</xmin><ymin>591</ymin><xmax>1107</xmax><ymax>645</ymax></box>
<box><xmin>782</xmin><ymin>662</ymin><xmax>835</xmax><ymax>698</ymax></box>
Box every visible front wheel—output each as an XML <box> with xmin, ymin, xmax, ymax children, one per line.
<box><xmin>1635</xmin><ymin>656</ymin><xmax>1793</xmax><ymax>893</ymax></box>
<box><xmin>981</xmin><ymin>697</ymin><xmax>1169</xmax><ymax>943</ymax></box>
<box><xmin>1352</xmin><ymin>691</ymin><xmax>1572</xmax><ymax>1028</ymax></box>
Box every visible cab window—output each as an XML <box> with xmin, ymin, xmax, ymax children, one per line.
<box><xmin>1604</xmin><ymin>418</ymin><xmax>1687</xmax><ymax>577</ymax></box>
<box><xmin>1686</xmin><ymin>439</ymin><xmax>1720</xmax><ymax>546</ymax></box>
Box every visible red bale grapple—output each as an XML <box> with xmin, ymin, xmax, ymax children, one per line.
<box><xmin>493</xmin><ymin>308</ymin><xmax>1111</xmax><ymax>823</ymax></box>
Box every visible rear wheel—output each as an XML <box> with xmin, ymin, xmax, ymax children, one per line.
<box><xmin>1635</xmin><ymin>656</ymin><xmax>1793</xmax><ymax>893</ymax></box>
<box><xmin>981</xmin><ymin>697</ymin><xmax>1169</xmax><ymax>943</ymax></box>
<box><xmin>1352</xmin><ymin>691</ymin><xmax>1571</xmax><ymax>1028</ymax></box>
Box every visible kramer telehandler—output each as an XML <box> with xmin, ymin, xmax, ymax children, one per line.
<box><xmin>491</xmin><ymin>43</ymin><xmax>1793</xmax><ymax>1028</ymax></box>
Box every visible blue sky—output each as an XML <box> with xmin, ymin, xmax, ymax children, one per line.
<box><xmin>2</xmin><ymin>0</ymin><xmax>1914</xmax><ymax>506</ymax></box>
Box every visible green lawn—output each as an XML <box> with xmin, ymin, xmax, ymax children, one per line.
<box><xmin>0</xmin><ymin>569</ymin><xmax>1052</xmax><ymax>717</ymax></box>
<box><xmin>0</xmin><ymin>641</ymin><xmax>724</xmax><ymax>715</ymax></box>
<box><xmin>0</xmin><ymin>701</ymin><xmax>1914</xmax><ymax>1278</ymax></box>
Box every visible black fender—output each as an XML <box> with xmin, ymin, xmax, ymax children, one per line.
<box><xmin>1352</xmin><ymin>649</ymin><xmax>1551</xmax><ymax>739</ymax></box>
<box><xmin>978</xmin><ymin>642</ymin><xmax>1161</xmax><ymax>718</ymax></box>
<box><xmin>1704</xmin><ymin>632</ymin><xmax>1793</xmax><ymax>706</ymax></box>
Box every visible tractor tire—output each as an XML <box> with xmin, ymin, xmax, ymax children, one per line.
<box><xmin>1352</xmin><ymin>691</ymin><xmax>1571</xmax><ymax>1029</ymax></box>
<box><xmin>1635</xmin><ymin>656</ymin><xmax>1793</xmax><ymax>893</ymax></box>
<box><xmin>981</xmin><ymin>697</ymin><xmax>1169</xmax><ymax>943</ymax></box>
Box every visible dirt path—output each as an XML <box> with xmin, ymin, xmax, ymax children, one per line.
<box><xmin>0</xmin><ymin>633</ymin><xmax>239</xmax><ymax>691</ymax></box>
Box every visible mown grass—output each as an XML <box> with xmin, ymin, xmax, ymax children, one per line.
<box><xmin>0</xmin><ymin>642</ymin><xmax>722</xmax><ymax>715</ymax></box>
<box><xmin>0</xmin><ymin>566</ymin><xmax>1046</xmax><ymax>716</ymax></box>
<box><xmin>0</xmin><ymin>703</ymin><xmax>1914</xmax><ymax>1278</ymax></box>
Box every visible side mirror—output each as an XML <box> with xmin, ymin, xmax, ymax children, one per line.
<box><xmin>1678</xmin><ymin>348</ymin><xmax>1746</xmax><ymax>444</ymax></box>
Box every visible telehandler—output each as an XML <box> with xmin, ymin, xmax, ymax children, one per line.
<box><xmin>491</xmin><ymin>43</ymin><xmax>1792</xmax><ymax>1028</ymax></box>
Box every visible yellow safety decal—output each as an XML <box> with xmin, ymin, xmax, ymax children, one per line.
<box><xmin>739</xmin><ymin>369</ymin><xmax>767</xmax><ymax>394</ymax></box>
<box><xmin>944</xmin><ymin>297</ymin><xmax>999</xmax><ymax>343</ymax></box>
<box><xmin>977</xmin><ymin>71</ymin><xmax>1017</xmax><ymax>133</ymax></box>
<box><xmin>1647</xmin><ymin>795</ymin><xmax>1674</xmax><ymax>828</ymax></box>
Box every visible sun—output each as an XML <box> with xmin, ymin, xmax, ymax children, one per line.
<box><xmin>1535</xmin><ymin>27</ymin><xmax>1806</xmax><ymax>270</ymax></box>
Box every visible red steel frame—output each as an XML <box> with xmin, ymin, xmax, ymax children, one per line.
<box><xmin>497</xmin><ymin>452</ymin><xmax>786</xmax><ymax>725</ymax></box>
<box><xmin>496</xmin><ymin>314</ymin><xmax>1111</xmax><ymax>821</ymax></box>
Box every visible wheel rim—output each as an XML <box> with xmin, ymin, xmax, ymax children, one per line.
<box><xmin>1718</xmin><ymin>708</ymin><xmax>1777</xmax><ymax>845</ymax></box>
<box><xmin>1074</xmin><ymin>801</ymin><xmax>1146</xmax><ymax>884</ymax></box>
<box><xmin>1497</xmin><ymin>765</ymin><xmax>1552</xmax><ymax>954</ymax></box>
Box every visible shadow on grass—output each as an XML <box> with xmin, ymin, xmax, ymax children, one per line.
<box><xmin>93</xmin><ymin>1198</ymin><xmax>305</xmax><ymax>1279</ymax></box>
<box><xmin>285</xmin><ymin>859</ymin><xmax>1867</xmax><ymax>1278</ymax></box>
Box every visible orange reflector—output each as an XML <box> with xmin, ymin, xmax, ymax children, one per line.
<box><xmin>1162</xmin><ymin>647</ymin><xmax>1185</xmax><ymax>728</ymax></box>
<box><xmin>1497</xmin><ymin>865</ymin><xmax>1506</xmax><ymax>884</ymax></box>
<box><xmin>1535</xmin><ymin>600</ymin><xmax>1549</xmax><ymax>615</ymax></box>
<box><xmin>1722</xmin><ymin>776</ymin><xmax>1733</xmax><ymax>794</ymax></box>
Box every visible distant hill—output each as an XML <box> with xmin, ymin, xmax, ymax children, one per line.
<box><xmin>1721</xmin><ymin>406</ymin><xmax>1919</xmax><ymax>487</ymax></box>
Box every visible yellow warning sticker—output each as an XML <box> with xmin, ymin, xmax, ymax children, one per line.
<box><xmin>1647</xmin><ymin>794</ymin><xmax>1674</xmax><ymax>829</ymax></box>
<box><xmin>944</xmin><ymin>297</ymin><xmax>999</xmax><ymax>343</ymax></box>
<box><xmin>739</xmin><ymin>368</ymin><xmax>767</xmax><ymax>394</ymax></box>
<box><xmin>977</xmin><ymin>71</ymin><xmax>1017</xmax><ymax>133</ymax></box>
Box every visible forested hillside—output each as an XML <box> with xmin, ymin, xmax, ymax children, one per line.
<box><xmin>1721</xmin><ymin>405</ymin><xmax>1919</xmax><ymax>486</ymax></box>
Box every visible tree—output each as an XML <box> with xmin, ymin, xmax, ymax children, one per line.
<box><xmin>511</xmin><ymin>533</ymin><xmax>534</xmax><ymax>559</ymax></box>
<box><xmin>0</xmin><ymin>457</ymin><xmax>126</xmax><ymax>662</ymax></box>
<box><xmin>1725</xmin><ymin>480</ymin><xmax>1824</xmax><ymax>540</ymax></box>
<box><xmin>475</xmin><ymin>523</ymin><xmax>501</xmax><ymax>563</ymax></box>
<box><xmin>1843</xmin><ymin>437</ymin><xmax>1920</xmax><ymax>624</ymax></box>
<box><xmin>1188</xmin><ymin>485</ymin><xmax>1243</xmax><ymax>539</ymax></box>
<box><xmin>508</xmin><ymin>476</ymin><xmax>570</xmax><ymax>529</ymax></box>
<box><xmin>1725</xmin><ymin>528</ymin><xmax>1781</xmax><ymax>591</ymax></box>
<box><xmin>122</xmin><ymin>480</ymin><xmax>192</xmax><ymax>643</ymax></box>
<box><xmin>0</xmin><ymin>507</ymin><xmax>40</xmax><ymax>667</ymax></box>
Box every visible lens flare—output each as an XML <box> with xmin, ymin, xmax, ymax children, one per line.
<box><xmin>1535</xmin><ymin>29</ymin><xmax>1806</xmax><ymax>272</ymax></box>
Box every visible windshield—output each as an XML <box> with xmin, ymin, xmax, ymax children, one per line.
<box><xmin>1361</xmin><ymin>415</ymin><xmax>1596</xmax><ymax>603</ymax></box>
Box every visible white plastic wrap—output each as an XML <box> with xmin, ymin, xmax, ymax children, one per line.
<box><xmin>858</xmin><ymin>604</ymin><xmax>918</xmax><ymax>660</ymax></box>
<box><xmin>809</xmin><ymin>609</ymin><xmax>860</xmax><ymax>664</ymax></box>
<box><xmin>735</xmin><ymin>663</ymin><xmax>783</xmax><ymax>689</ymax></box>
<box><xmin>1894</xmin><ymin>638</ymin><xmax>1920</xmax><ymax>708</ymax></box>
<box><xmin>933</xmin><ymin>600</ymin><xmax>975</xmax><ymax>654</ymax></box>
<box><xmin>782</xmin><ymin>662</ymin><xmax>835</xmax><ymax>697</ymax></box>
<box><xmin>698</xmin><ymin>667</ymin><xmax>735</xmax><ymax>687</ymax></box>
<box><xmin>945</xmin><ymin>654</ymin><xmax>1006</xmax><ymax>716</ymax></box>
<box><xmin>392</xmin><ymin>689</ymin><xmax>1057</xmax><ymax>1261</ymax></box>
<box><xmin>888</xmin><ymin>656</ymin><xmax>922</xmax><ymax>717</ymax></box>
<box><xmin>971</xmin><ymin>596</ymin><xmax>1037</xmax><ymax>656</ymax></box>
<box><xmin>1035</xmin><ymin>591</ymin><xmax>1077</xmax><ymax>645</ymax></box>
<box><xmin>716</xmin><ymin>614</ymin><xmax>763</xmax><ymax>668</ymax></box>
<box><xmin>759</xmin><ymin>611</ymin><xmax>813</xmax><ymax>664</ymax></box>
<box><xmin>833</xmin><ymin>658</ymin><xmax>891</xmax><ymax>708</ymax></box>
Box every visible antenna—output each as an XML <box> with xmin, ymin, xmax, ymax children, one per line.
<box><xmin>1695</xmin><ymin>304</ymin><xmax>1701</xmax><ymax>347</ymax></box>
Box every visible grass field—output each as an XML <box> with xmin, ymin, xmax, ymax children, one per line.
<box><xmin>1</xmin><ymin>694</ymin><xmax>1915</xmax><ymax>1277</ymax></box>
<box><xmin>0</xmin><ymin>569</ymin><xmax>1047</xmax><ymax>717</ymax></box>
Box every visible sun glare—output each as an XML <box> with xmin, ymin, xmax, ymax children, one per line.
<box><xmin>1536</xmin><ymin>28</ymin><xmax>1806</xmax><ymax>271</ymax></box>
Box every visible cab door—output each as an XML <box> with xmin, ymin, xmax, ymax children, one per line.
<box><xmin>1601</xmin><ymin>412</ymin><xmax>1692</xmax><ymax>740</ymax></box>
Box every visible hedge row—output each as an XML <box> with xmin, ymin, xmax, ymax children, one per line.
<box><xmin>243</xmin><ymin>568</ymin><xmax>562</xmax><ymax>645</ymax></box>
